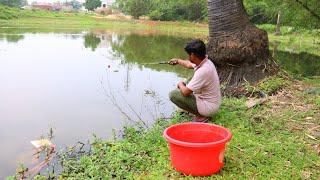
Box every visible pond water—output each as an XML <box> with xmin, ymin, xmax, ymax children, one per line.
<box><xmin>0</xmin><ymin>29</ymin><xmax>319</xmax><ymax>177</ymax></box>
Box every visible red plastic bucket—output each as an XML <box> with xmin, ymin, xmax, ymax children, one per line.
<box><xmin>163</xmin><ymin>122</ymin><xmax>232</xmax><ymax>176</ymax></box>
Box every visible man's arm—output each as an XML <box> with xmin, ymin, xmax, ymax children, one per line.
<box><xmin>177</xmin><ymin>81</ymin><xmax>193</xmax><ymax>96</ymax></box>
<box><xmin>169</xmin><ymin>58</ymin><xmax>194</xmax><ymax>69</ymax></box>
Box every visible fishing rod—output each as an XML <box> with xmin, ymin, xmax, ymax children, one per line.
<box><xmin>141</xmin><ymin>61</ymin><xmax>170</xmax><ymax>65</ymax></box>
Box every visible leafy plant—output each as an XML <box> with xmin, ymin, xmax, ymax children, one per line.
<box><xmin>84</xmin><ymin>0</ymin><xmax>101</xmax><ymax>11</ymax></box>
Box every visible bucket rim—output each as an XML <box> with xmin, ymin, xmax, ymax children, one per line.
<box><xmin>163</xmin><ymin>122</ymin><xmax>232</xmax><ymax>148</ymax></box>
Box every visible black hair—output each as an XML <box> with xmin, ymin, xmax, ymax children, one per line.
<box><xmin>184</xmin><ymin>39</ymin><xmax>206</xmax><ymax>59</ymax></box>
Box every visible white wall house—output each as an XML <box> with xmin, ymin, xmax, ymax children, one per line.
<box><xmin>101</xmin><ymin>0</ymin><xmax>115</xmax><ymax>8</ymax></box>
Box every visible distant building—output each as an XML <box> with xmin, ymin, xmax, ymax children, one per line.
<box><xmin>52</xmin><ymin>3</ymin><xmax>62</xmax><ymax>11</ymax></box>
<box><xmin>61</xmin><ymin>3</ymin><xmax>74</xmax><ymax>12</ymax></box>
<box><xmin>32</xmin><ymin>3</ymin><xmax>53</xmax><ymax>11</ymax></box>
<box><xmin>31</xmin><ymin>2</ymin><xmax>81</xmax><ymax>12</ymax></box>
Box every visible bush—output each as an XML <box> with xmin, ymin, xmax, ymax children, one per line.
<box><xmin>0</xmin><ymin>5</ymin><xmax>20</xmax><ymax>19</ymax></box>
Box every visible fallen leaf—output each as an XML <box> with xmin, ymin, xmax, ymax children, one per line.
<box><xmin>246</xmin><ymin>98</ymin><xmax>268</xmax><ymax>108</ymax></box>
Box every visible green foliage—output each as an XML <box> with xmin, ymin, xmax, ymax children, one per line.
<box><xmin>244</xmin><ymin>0</ymin><xmax>320</xmax><ymax>29</ymax></box>
<box><xmin>257</xmin><ymin>76</ymin><xmax>288</xmax><ymax>94</ymax></box>
<box><xmin>115</xmin><ymin>0</ymin><xmax>151</xmax><ymax>19</ymax></box>
<box><xmin>0</xmin><ymin>4</ymin><xmax>91</xmax><ymax>20</ymax></box>
<box><xmin>128</xmin><ymin>0</ymin><xmax>150</xmax><ymax>19</ymax></box>
<box><xmin>114</xmin><ymin>0</ymin><xmax>319</xmax><ymax>28</ymax></box>
<box><xmin>84</xmin><ymin>0</ymin><xmax>101</xmax><ymax>11</ymax></box>
<box><xmin>0</xmin><ymin>5</ymin><xmax>20</xmax><ymax>19</ymax></box>
<box><xmin>148</xmin><ymin>0</ymin><xmax>207</xmax><ymax>21</ymax></box>
<box><xmin>0</xmin><ymin>0</ymin><xmax>26</xmax><ymax>7</ymax></box>
<box><xmin>115</xmin><ymin>0</ymin><xmax>207</xmax><ymax>21</ymax></box>
<box><xmin>245</xmin><ymin>76</ymin><xmax>289</xmax><ymax>95</ymax></box>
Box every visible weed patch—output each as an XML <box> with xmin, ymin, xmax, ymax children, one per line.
<box><xmin>19</xmin><ymin>78</ymin><xmax>318</xmax><ymax>179</ymax></box>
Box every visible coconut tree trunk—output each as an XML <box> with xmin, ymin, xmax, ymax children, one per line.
<box><xmin>207</xmin><ymin>0</ymin><xmax>277</xmax><ymax>90</ymax></box>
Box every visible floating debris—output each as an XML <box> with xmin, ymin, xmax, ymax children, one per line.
<box><xmin>30</xmin><ymin>139</ymin><xmax>54</xmax><ymax>149</ymax></box>
<box><xmin>144</xmin><ymin>89</ymin><xmax>156</xmax><ymax>97</ymax></box>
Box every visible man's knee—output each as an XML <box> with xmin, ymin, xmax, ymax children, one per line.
<box><xmin>169</xmin><ymin>90</ymin><xmax>180</xmax><ymax>102</ymax></box>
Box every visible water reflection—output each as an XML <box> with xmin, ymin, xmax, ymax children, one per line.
<box><xmin>82</xmin><ymin>32</ymin><xmax>192</xmax><ymax>78</ymax></box>
<box><xmin>0</xmin><ymin>34</ymin><xmax>24</xmax><ymax>43</ymax></box>
<box><xmin>0</xmin><ymin>31</ymin><xmax>189</xmax><ymax>177</ymax></box>
<box><xmin>84</xmin><ymin>34</ymin><xmax>101</xmax><ymax>51</ymax></box>
<box><xmin>270</xmin><ymin>41</ymin><xmax>320</xmax><ymax>76</ymax></box>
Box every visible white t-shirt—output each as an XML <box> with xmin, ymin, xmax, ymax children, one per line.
<box><xmin>186</xmin><ymin>58</ymin><xmax>221</xmax><ymax>116</ymax></box>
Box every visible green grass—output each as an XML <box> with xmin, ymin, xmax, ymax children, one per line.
<box><xmin>10</xmin><ymin>78</ymin><xmax>318</xmax><ymax>179</ymax></box>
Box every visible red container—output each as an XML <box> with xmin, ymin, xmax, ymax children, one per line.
<box><xmin>163</xmin><ymin>122</ymin><xmax>232</xmax><ymax>176</ymax></box>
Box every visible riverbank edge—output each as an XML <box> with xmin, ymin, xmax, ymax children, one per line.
<box><xmin>1</xmin><ymin>16</ymin><xmax>319</xmax><ymax>43</ymax></box>
<box><xmin>9</xmin><ymin>74</ymin><xmax>320</xmax><ymax>179</ymax></box>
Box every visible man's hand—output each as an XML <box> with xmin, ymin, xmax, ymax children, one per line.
<box><xmin>177</xmin><ymin>81</ymin><xmax>186</xmax><ymax>89</ymax></box>
<box><xmin>169</xmin><ymin>58</ymin><xmax>194</xmax><ymax>69</ymax></box>
<box><xmin>169</xmin><ymin>58</ymin><xmax>179</xmax><ymax>65</ymax></box>
<box><xmin>177</xmin><ymin>81</ymin><xmax>193</xmax><ymax>96</ymax></box>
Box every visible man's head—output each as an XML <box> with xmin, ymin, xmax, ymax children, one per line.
<box><xmin>184</xmin><ymin>39</ymin><xmax>206</xmax><ymax>63</ymax></box>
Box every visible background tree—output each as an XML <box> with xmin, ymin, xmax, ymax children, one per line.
<box><xmin>148</xmin><ymin>0</ymin><xmax>207</xmax><ymax>21</ymax></box>
<box><xmin>115</xmin><ymin>0</ymin><xmax>207</xmax><ymax>21</ymax></box>
<box><xmin>244</xmin><ymin>0</ymin><xmax>320</xmax><ymax>28</ymax></box>
<box><xmin>84</xmin><ymin>0</ymin><xmax>101</xmax><ymax>11</ymax></box>
<box><xmin>0</xmin><ymin>0</ymin><xmax>27</xmax><ymax>7</ymax></box>
<box><xmin>206</xmin><ymin>0</ymin><xmax>276</xmax><ymax>89</ymax></box>
<box><xmin>115</xmin><ymin>0</ymin><xmax>151</xmax><ymax>19</ymax></box>
<box><xmin>127</xmin><ymin>0</ymin><xmax>150</xmax><ymax>19</ymax></box>
<box><xmin>114</xmin><ymin>0</ymin><xmax>319</xmax><ymax>28</ymax></box>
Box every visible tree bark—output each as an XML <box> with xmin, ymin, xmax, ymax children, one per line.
<box><xmin>207</xmin><ymin>0</ymin><xmax>277</xmax><ymax>90</ymax></box>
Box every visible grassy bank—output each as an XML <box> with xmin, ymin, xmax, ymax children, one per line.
<box><xmin>1</xmin><ymin>17</ymin><xmax>319</xmax><ymax>41</ymax></box>
<box><xmin>11</xmin><ymin>75</ymin><xmax>320</xmax><ymax>179</ymax></box>
<box><xmin>0</xmin><ymin>4</ymin><xmax>319</xmax><ymax>43</ymax></box>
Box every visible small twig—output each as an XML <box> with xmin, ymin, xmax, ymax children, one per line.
<box><xmin>226</xmin><ymin>63</ymin><xmax>240</xmax><ymax>68</ymax></box>
<box><xmin>302</xmin><ymin>122</ymin><xmax>315</xmax><ymax>125</ymax></box>
<box><xmin>234</xmin><ymin>146</ymin><xmax>244</xmax><ymax>152</ymax></box>
<box><xmin>305</xmin><ymin>133</ymin><xmax>317</xmax><ymax>140</ymax></box>
<box><xmin>100</xmin><ymin>74</ymin><xmax>148</xmax><ymax>128</ymax></box>
<box><xmin>119</xmin><ymin>93</ymin><xmax>148</xmax><ymax>128</ymax></box>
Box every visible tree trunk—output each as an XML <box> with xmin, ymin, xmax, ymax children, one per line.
<box><xmin>207</xmin><ymin>0</ymin><xmax>277</xmax><ymax>91</ymax></box>
<box><xmin>275</xmin><ymin>11</ymin><xmax>281</xmax><ymax>36</ymax></box>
